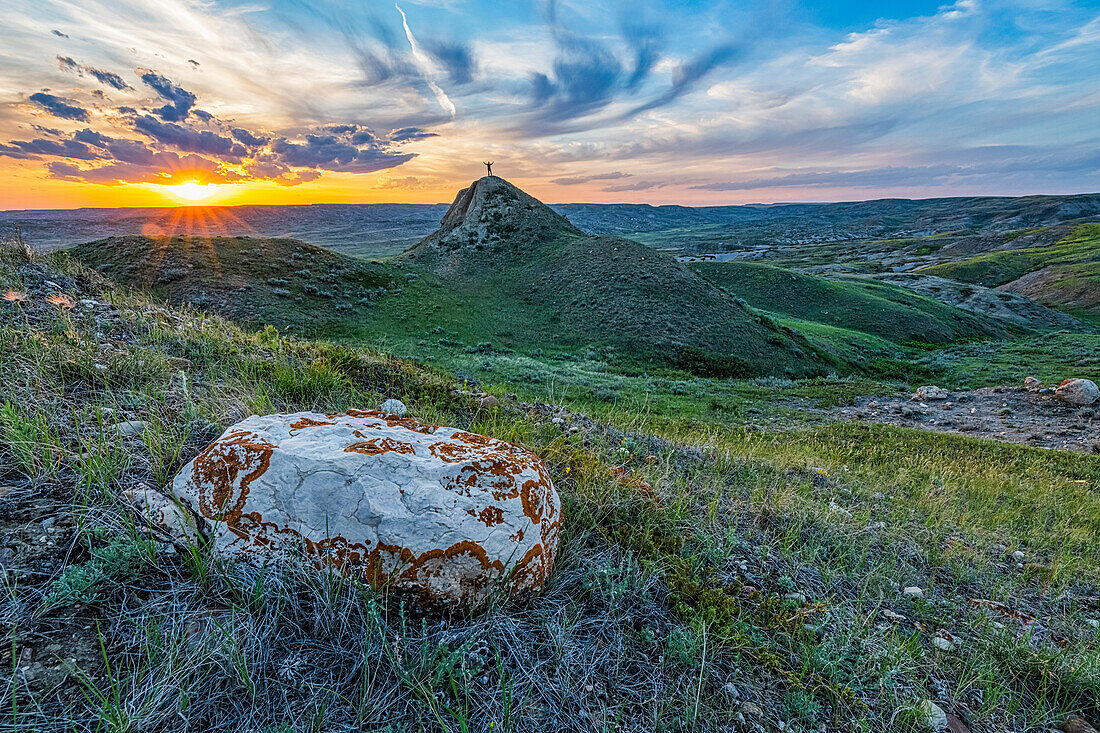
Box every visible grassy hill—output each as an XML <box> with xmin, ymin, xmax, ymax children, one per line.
<box><xmin>69</xmin><ymin>234</ymin><xmax>403</xmax><ymax>329</ymax></box>
<box><xmin>689</xmin><ymin>261</ymin><xmax>1022</xmax><ymax>345</ymax></box>
<box><xmin>923</xmin><ymin>223</ymin><xmax>1100</xmax><ymax>318</ymax></box>
<box><xmin>72</xmin><ymin>179</ymin><xmax>843</xmax><ymax>378</ymax></box>
<box><xmin>396</xmin><ymin>176</ymin><xmax>840</xmax><ymax>376</ymax></box>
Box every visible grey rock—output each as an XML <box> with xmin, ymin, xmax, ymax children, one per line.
<box><xmin>379</xmin><ymin>398</ymin><xmax>407</xmax><ymax>416</ymax></box>
<box><xmin>1055</xmin><ymin>379</ymin><xmax>1100</xmax><ymax>406</ymax></box>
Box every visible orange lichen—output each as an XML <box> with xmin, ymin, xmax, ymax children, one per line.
<box><xmin>190</xmin><ymin>430</ymin><xmax>274</xmax><ymax>523</ymax></box>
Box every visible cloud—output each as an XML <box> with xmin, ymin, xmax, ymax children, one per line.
<box><xmin>395</xmin><ymin>3</ymin><xmax>456</xmax><ymax>117</ymax></box>
<box><xmin>46</xmin><ymin>152</ymin><xmax>245</xmax><ymax>186</ymax></box>
<box><xmin>623</xmin><ymin>43</ymin><xmax>741</xmax><ymax>117</ymax></box>
<box><xmin>231</xmin><ymin>127</ymin><xmax>269</xmax><ymax>148</ymax></box>
<box><xmin>87</xmin><ymin>67</ymin><xmax>132</xmax><ymax>91</ymax></box>
<box><xmin>56</xmin><ymin>56</ymin><xmax>80</xmax><ymax>74</ymax></box>
<box><xmin>270</xmin><ymin>132</ymin><xmax>414</xmax><ymax>173</ymax></box>
<box><xmin>57</xmin><ymin>56</ymin><xmax>133</xmax><ymax>91</ymax></box>
<box><xmin>690</xmin><ymin>166</ymin><xmax>961</xmax><ymax>191</ymax></box>
<box><xmin>551</xmin><ymin>171</ymin><xmax>630</xmax><ymax>185</ymax></box>
<box><xmin>0</xmin><ymin>137</ymin><xmax>102</xmax><ymax>161</ymax></box>
<box><xmin>243</xmin><ymin>160</ymin><xmax>322</xmax><ymax>186</ymax></box>
<box><xmin>132</xmin><ymin>115</ymin><xmax>248</xmax><ymax>161</ymax></box>
<box><xmin>388</xmin><ymin>126</ymin><xmax>436</xmax><ymax>142</ymax></box>
<box><xmin>423</xmin><ymin>38</ymin><xmax>476</xmax><ymax>84</ymax></box>
<box><xmin>137</xmin><ymin>70</ymin><xmax>197</xmax><ymax>121</ymax></box>
<box><xmin>28</xmin><ymin>92</ymin><xmax>90</xmax><ymax>122</ymax></box>
<box><xmin>603</xmin><ymin>179</ymin><xmax>668</xmax><ymax>192</ymax></box>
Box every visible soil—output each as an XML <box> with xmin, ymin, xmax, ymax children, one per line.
<box><xmin>831</xmin><ymin>385</ymin><xmax>1100</xmax><ymax>453</ymax></box>
<box><xmin>0</xmin><ymin>484</ymin><xmax>105</xmax><ymax>708</ymax></box>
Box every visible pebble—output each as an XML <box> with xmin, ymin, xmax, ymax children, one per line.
<box><xmin>933</xmin><ymin>636</ymin><xmax>955</xmax><ymax>652</ymax></box>
<box><xmin>111</xmin><ymin>420</ymin><xmax>146</xmax><ymax>437</ymax></box>
<box><xmin>902</xmin><ymin>586</ymin><xmax>925</xmax><ymax>598</ymax></box>
<box><xmin>741</xmin><ymin>701</ymin><xmax>764</xmax><ymax>718</ymax></box>
<box><xmin>480</xmin><ymin>395</ymin><xmax>499</xmax><ymax>408</ymax></box>
<box><xmin>1012</xmin><ymin>550</ymin><xmax>1026</xmax><ymax>562</ymax></box>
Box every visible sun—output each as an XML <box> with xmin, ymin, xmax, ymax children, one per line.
<box><xmin>171</xmin><ymin>181</ymin><xmax>218</xmax><ymax>202</ymax></box>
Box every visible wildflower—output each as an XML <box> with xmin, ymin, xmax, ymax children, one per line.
<box><xmin>2</xmin><ymin>289</ymin><xmax>27</xmax><ymax>303</ymax></box>
<box><xmin>46</xmin><ymin>293</ymin><xmax>74</xmax><ymax>310</ymax></box>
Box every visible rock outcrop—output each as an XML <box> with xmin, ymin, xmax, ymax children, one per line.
<box><xmin>171</xmin><ymin>410</ymin><xmax>561</xmax><ymax>612</ymax></box>
<box><xmin>916</xmin><ymin>385</ymin><xmax>949</xmax><ymax>400</ymax></box>
<box><xmin>1055</xmin><ymin>378</ymin><xmax>1100</xmax><ymax>406</ymax></box>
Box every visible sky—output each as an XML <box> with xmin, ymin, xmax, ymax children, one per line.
<box><xmin>1</xmin><ymin>0</ymin><xmax>1099</xmax><ymax>209</ymax></box>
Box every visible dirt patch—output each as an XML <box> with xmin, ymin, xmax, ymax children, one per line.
<box><xmin>832</xmin><ymin>386</ymin><xmax>1100</xmax><ymax>453</ymax></box>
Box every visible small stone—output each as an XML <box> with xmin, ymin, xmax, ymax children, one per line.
<box><xmin>784</xmin><ymin>592</ymin><xmax>808</xmax><ymax>604</ymax></box>
<box><xmin>918</xmin><ymin>700</ymin><xmax>948</xmax><ymax>731</ymax></box>
<box><xmin>1086</xmin><ymin>619</ymin><xmax>1098</xmax><ymax>630</ymax></box>
<box><xmin>1055</xmin><ymin>379</ymin><xmax>1100</xmax><ymax>406</ymax></box>
<box><xmin>902</xmin><ymin>586</ymin><xmax>925</xmax><ymax>598</ymax></box>
<box><xmin>111</xmin><ymin>420</ymin><xmax>146</xmax><ymax>437</ymax></box>
<box><xmin>741</xmin><ymin>702</ymin><xmax>764</xmax><ymax>718</ymax></box>
<box><xmin>933</xmin><ymin>636</ymin><xmax>955</xmax><ymax>652</ymax></box>
<box><xmin>480</xmin><ymin>395</ymin><xmax>499</xmax><ymax>408</ymax></box>
<box><xmin>1061</xmin><ymin>716</ymin><xmax>1100</xmax><ymax>733</ymax></box>
<box><xmin>880</xmin><ymin>609</ymin><xmax>906</xmax><ymax>623</ymax></box>
<box><xmin>916</xmin><ymin>386</ymin><xmax>949</xmax><ymax>400</ymax></box>
<box><xmin>379</xmin><ymin>398</ymin><xmax>407</xmax><ymax>416</ymax></box>
<box><xmin>1024</xmin><ymin>376</ymin><xmax>1043</xmax><ymax>391</ymax></box>
<box><xmin>1012</xmin><ymin>550</ymin><xmax>1026</xmax><ymax>562</ymax></box>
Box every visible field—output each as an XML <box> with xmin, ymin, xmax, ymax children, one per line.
<box><xmin>5</xmin><ymin>182</ymin><xmax>1100</xmax><ymax>733</ymax></box>
<box><xmin>5</xmin><ymin>229</ymin><xmax>1100</xmax><ymax>732</ymax></box>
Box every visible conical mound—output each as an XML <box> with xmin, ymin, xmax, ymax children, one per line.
<box><xmin>402</xmin><ymin>176</ymin><xmax>582</xmax><ymax>269</ymax></box>
<box><xmin>398</xmin><ymin>177</ymin><xmax>834</xmax><ymax>376</ymax></box>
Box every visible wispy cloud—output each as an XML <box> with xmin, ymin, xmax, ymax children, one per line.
<box><xmin>395</xmin><ymin>3</ymin><xmax>456</xmax><ymax>118</ymax></box>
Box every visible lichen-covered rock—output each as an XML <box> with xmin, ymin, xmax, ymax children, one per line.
<box><xmin>171</xmin><ymin>409</ymin><xmax>560</xmax><ymax>611</ymax></box>
<box><xmin>1055</xmin><ymin>378</ymin><xmax>1100</xmax><ymax>406</ymax></box>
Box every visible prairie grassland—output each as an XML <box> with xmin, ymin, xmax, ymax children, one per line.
<box><xmin>2</xmin><ymin>243</ymin><xmax>1099</xmax><ymax>732</ymax></box>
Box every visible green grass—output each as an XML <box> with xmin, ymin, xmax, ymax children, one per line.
<box><xmin>8</xmin><ymin>222</ymin><xmax>1100</xmax><ymax>731</ymax></box>
<box><xmin>920</xmin><ymin>332</ymin><xmax>1100</xmax><ymax>389</ymax></box>
<box><xmin>690</xmin><ymin>261</ymin><xmax>1019</xmax><ymax>344</ymax></box>
<box><xmin>924</xmin><ymin>223</ymin><xmax>1100</xmax><ymax>315</ymax></box>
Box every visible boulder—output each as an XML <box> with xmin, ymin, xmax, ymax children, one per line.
<box><xmin>1055</xmin><ymin>378</ymin><xmax>1100</xmax><ymax>406</ymax></box>
<box><xmin>916</xmin><ymin>386</ymin><xmax>949</xmax><ymax>400</ymax></box>
<box><xmin>171</xmin><ymin>409</ymin><xmax>561</xmax><ymax>612</ymax></box>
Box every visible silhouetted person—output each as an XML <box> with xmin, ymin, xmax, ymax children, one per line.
<box><xmin>484</xmin><ymin>161</ymin><xmax>494</xmax><ymax>176</ymax></box>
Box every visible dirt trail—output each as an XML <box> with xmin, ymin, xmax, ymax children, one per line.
<box><xmin>832</xmin><ymin>386</ymin><xmax>1099</xmax><ymax>453</ymax></box>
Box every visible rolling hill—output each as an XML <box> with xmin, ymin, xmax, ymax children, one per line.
<box><xmin>70</xmin><ymin>178</ymin><xmax>839</xmax><ymax>377</ymax></box>
<box><xmin>923</xmin><ymin>223</ymin><xmax>1100</xmax><ymax>318</ymax></box>
<box><xmin>689</xmin><ymin>261</ymin><xmax>1024</xmax><ymax>345</ymax></box>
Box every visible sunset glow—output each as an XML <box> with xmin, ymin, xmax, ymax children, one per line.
<box><xmin>165</xmin><ymin>182</ymin><xmax>220</xmax><ymax>203</ymax></box>
<box><xmin>1</xmin><ymin>1</ymin><xmax>1099</xmax><ymax>211</ymax></box>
